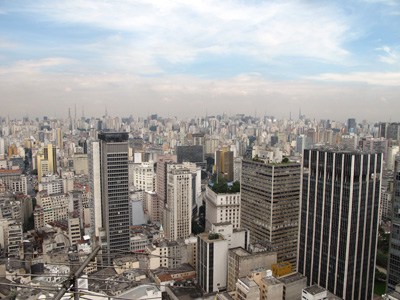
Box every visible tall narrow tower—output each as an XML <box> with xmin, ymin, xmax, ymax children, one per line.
<box><xmin>95</xmin><ymin>132</ymin><xmax>130</xmax><ymax>263</ymax></box>
<box><xmin>387</xmin><ymin>156</ymin><xmax>400</xmax><ymax>292</ymax></box>
<box><xmin>298</xmin><ymin>149</ymin><xmax>382</xmax><ymax>300</ymax></box>
<box><xmin>163</xmin><ymin>166</ymin><xmax>193</xmax><ymax>241</ymax></box>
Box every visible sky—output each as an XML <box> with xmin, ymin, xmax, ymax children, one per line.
<box><xmin>0</xmin><ymin>0</ymin><xmax>399</xmax><ymax>122</ymax></box>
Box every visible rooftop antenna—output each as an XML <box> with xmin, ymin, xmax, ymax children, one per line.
<box><xmin>82</xmin><ymin>105</ymin><xmax>84</xmax><ymax>118</ymax></box>
<box><xmin>68</xmin><ymin>108</ymin><xmax>71</xmax><ymax>119</ymax></box>
<box><xmin>105</xmin><ymin>105</ymin><xmax>108</xmax><ymax>117</ymax></box>
<box><xmin>74</xmin><ymin>103</ymin><xmax>77</xmax><ymax>119</ymax></box>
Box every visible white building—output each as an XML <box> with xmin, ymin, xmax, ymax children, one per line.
<box><xmin>205</xmin><ymin>185</ymin><xmax>241</xmax><ymax>232</ymax></box>
<box><xmin>197</xmin><ymin>232</ymin><xmax>228</xmax><ymax>293</ymax></box>
<box><xmin>115</xmin><ymin>285</ymin><xmax>161</xmax><ymax>300</ymax></box>
<box><xmin>88</xmin><ymin>141</ymin><xmax>102</xmax><ymax>237</ymax></box>
<box><xmin>302</xmin><ymin>285</ymin><xmax>342</xmax><ymax>300</ymax></box>
<box><xmin>39</xmin><ymin>174</ymin><xmax>64</xmax><ymax>195</ymax></box>
<box><xmin>132</xmin><ymin>161</ymin><xmax>155</xmax><ymax>192</ymax></box>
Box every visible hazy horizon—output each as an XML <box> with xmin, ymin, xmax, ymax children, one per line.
<box><xmin>0</xmin><ymin>0</ymin><xmax>399</xmax><ymax>122</ymax></box>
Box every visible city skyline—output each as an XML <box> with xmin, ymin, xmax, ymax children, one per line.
<box><xmin>0</xmin><ymin>0</ymin><xmax>399</xmax><ymax>121</ymax></box>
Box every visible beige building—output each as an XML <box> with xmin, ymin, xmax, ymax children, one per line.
<box><xmin>205</xmin><ymin>185</ymin><xmax>240</xmax><ymax>232</ymax></box>
<box><xmin>227</xmin><ymin>247</ymin><xmax>277</xmax><ymax>291</ymax></box>
<box><xmin>73</xmin><ymin>154</ymin><xmax>88</xmax><ymax>175</ymax></box>
<box><xmin>163</xmin><ymin>166</ymin><xmax>192</xmax><ymax>241</ymax></box>
<box><xmin>241</xmin><ymin>160</ymin><xmax>301</xmax><ymax>269</ymax></box>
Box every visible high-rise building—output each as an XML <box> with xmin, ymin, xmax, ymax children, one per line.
<box><xmin>388</xmin><ymin>123</ymin><xmax>400</xmax><ymax>140</ymax></box>
<box><xmin>215</xmin><ymin>149</ymin><xmax>234</xmax><ymax>181</ymax></box>
<box><xmin>176</xmin><ymin>145</ymin><xmax>204</xmax><ymax>165</ymax></box>
<box><xmin>348</xmin><ymin>118</ymin><xmax>356</xmax><ymax>133</ymax></box>
<box><xmin>156</xmin><ymin>154</ymin><xmax>177</xmax><ymax>204</ymax></box>
<box><xmin>163</xmin><ymin>166</ymin><xmax>192</xmax><ymax>241</ymax></box>
<box><xmin>240</xmin><ymin>160</ymin><xmax>301</xmax><ymax>269</ymax></box>
<box><xmin>205</xmin><ymin>185</ymin><xmax>241</xmax><ymax>232</ymax></box>
<box><xmin>89</xmin><ymin>141</ymin><xmax>102</xmax><ymax>237</ymax></box>
<box><xmin>56</xmin><ymin>128</ymin><xmax>63</xmax><ymax>150</ymax></box>
<box><xmin>43</xmin><ymin>143</ymin><xmax>57</xmax><ymax>173</ymax></box>
<box><xmin>387</xmin><ymin>158</ymin><xmax>400</xmax><ymax>292</ymax></box>
<box><xmin>299</xmin><ymin>149</ymin><xmax>382</xmax><ymax>299</ymax></box>
<box><xmin>90</xmin><ymin>133</ymin><xmax>131</xmax><ymax>264</ymax></box>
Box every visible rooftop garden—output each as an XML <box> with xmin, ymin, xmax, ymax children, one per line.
<box><xmin>209</xmin><ymin>177</ymin><xmax>240</xmax><ymax>194</ymax></box>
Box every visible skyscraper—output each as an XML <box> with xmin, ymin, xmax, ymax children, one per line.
<box><xmin>163</xmin><ymin>165</ymin><xmax>192</xmax><ymax>241</ymax></box>
<box><xmin>89</xmin><ymin>133</ymin><xmax>130</xmax><ymax>264</ymax></box>
<box><xmin>387</xmin><ymin>157</ymin><xmax>400</xmax><ymax>292</ymax></box>
<box><xmin>298</xmin><ymin>149</ymin><xmax>382</xmax><ymax>300</ymax></box>
<box><xmin>215</xmin><ymin>149</ymin><xmax>234</xmax><ymax>181</ymax></box>
<box><xmin>156</xmin><ymin>154</ymin><xmax>177</xmax><ymax>204</ymax></box>
<box><xmin>347</xmin><ymin>118</ymin><xmax>356</xmax><ymax>133</ymax></box>
<box><xmin>240</xmin><ymin>159</ymin><xmax>301</xmax><ymax>269</ymax></box>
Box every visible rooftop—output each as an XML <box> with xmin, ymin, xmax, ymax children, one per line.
<box><xmin>98</xmin><ymin>132</ymin><xmax>129</xmax><ymax>142</ymax></box>
<box><xmin>230</xmin><ymin>247</ymin><xmax>251</xmax><ymax>257</ymax></box>
<box><xmin>198</xmin><ymin>232</ymin><xmax>224</xmax><ymax>242</ymax></box>
<box><xmin>387</xmin><ymin>291</ymin><xmax>400</xmax><ymax>300</ymax></box>
<box><xmin>303</xmin><ymin>284</ymin><xmax>327</xmax><ymax>295</ymax></box>
<box><xmin>278</xmin><ymin>272</ymin><xmax>306</xmax><ymax>284</ymax></box>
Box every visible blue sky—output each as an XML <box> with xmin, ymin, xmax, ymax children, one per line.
<box><xmin>0</xmin><ymin>0</ymin><xmax>399</xmax><ymax>121</ymax></box>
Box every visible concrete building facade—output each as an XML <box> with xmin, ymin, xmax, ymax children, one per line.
<box><xmin>241</xmin><ymin>160</ymin><xmax>301</xmax><ymax>269</ymax></box>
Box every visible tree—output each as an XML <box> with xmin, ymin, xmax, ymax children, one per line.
<box><xmin>30</xmin><ymin>169</ymin><xmax>38</xmax><ymax>175</ymax></box>
<box><xmin>231</xmin><ymin>181</ymin><xmax>240</xmax><ymax>193</ymax></box>
<box><xmin>376</xmin><ymin>250</ymin><xmax>388</xmax><ymax>268</ymax></box>
<box><xmin>375</xmin><ymin>268</ymin><xmax>387</xmax><ymax>281</ymax></box>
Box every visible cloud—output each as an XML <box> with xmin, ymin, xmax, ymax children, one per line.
<box><xmin>0</xmin><ymin>57</ymin><xmax>76</xmax><ymax>75</ymax></box>
<box><xmin>308</xmin><ymin>72</ymin><xmax>400</xmax><ymax>86</ymax></box>
<box><xmin>0</xmin><ymin>38</ymin><xmax>19</xmax><ymax>49</ymax></box>
<box><xmin>376</xmin><ymin>46</ymin><xmax>398</xmax><ymax>64</ymax></box>
<box><xmin>18</xmin><ymin>0</ymin><xmax>352</xmax><ymax>67</ymax></box>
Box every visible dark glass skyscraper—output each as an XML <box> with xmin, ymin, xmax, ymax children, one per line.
<box><xmin>298</xmin><ymin>149</ymin><xmax>382</xmax><ymax>300</ymax></box>
<box><xmin>387</xmin><ymin>157</ymin><xmax>400</xmax><ymax>292</ymax></box>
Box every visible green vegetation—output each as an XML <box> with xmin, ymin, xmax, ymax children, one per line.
<box><xmin>24</xmin><ymin>215</ymin><xmax>34</xmax><ymax>232</ymax></box>
<box><xmin>376</xmin><ymin>226</ymin><xmax>389</xmax><ymax>269</ymax></box>
<box><xmin>210</xmin><ymin>177</ymin><xmax>240</xmax><ymax>194</ymax></box>
<box><xmin>376</xmin><ymin>250</ymin><xmax>388</xmax><ymax>268</ymax></box>
<box><xmin>374</xmin><ymin>278</ymin><xmax>386</xmax><ymax>296</ymax></box>
<box><xmin>375</xmin><ymin>268</ymin><xmax>387</xmax><ymax>281</ymax></box>
<box><xmin>30</xmin><ymin>169</ymin><xmax>38</xmax><ymax>175</ymax></box>
<box><xmin>251</xmin><ymin>155</ymin><xmax>264</xmax><ymax>163</ymax></box>
<box><xmin>201</xmin><ymin>170</ymin><xmax>207</xmax><ymax>180</ymax></box>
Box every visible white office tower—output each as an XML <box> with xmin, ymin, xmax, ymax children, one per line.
<box><xmin>387</xmin><ymin>146</ymin><xmax>399</xmax><ymax>170</ymax></box>
<box><xmin>163</xmin><ymin>166</ymin><xmax>192</xmax><ymax>241</ymax></box>
<box><xmin>89</xmin><ymin>141</ymin><xmax>102</xmax><ymax>237</ymax></box>
<box><xmin>0</xmin><ymin>138</ymin><xmax>4</xmax><ymax>155</ymax></box>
